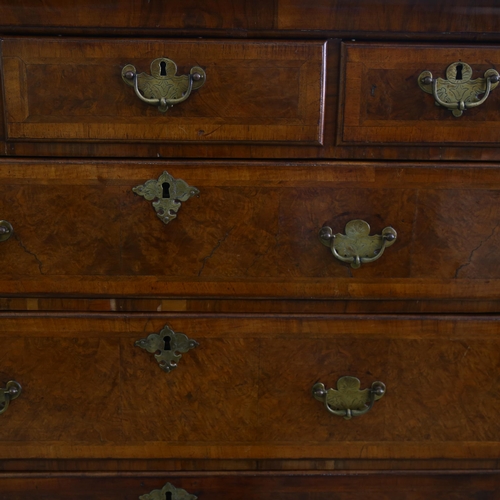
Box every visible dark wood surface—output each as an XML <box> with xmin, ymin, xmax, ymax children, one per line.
<box><xmin>1</xmin><ymin>471</ymin><xmax>500</xmax><ymax>499</ymax></box>
<box><xmin>1</xmin><ymin>0</ymin><xmax>498</xmax><ymax>489</ymax></box>
<box><xmin>0</xmin><ymin>160</ymin><xmax>498</xmax><ymax>301</ymax></box>
<box><xmin>1</xmin><ymin>458</ymin><xmax>499</xmax><ymax>472</ymax></box>
<box><xmin>2</xmin><ymin>297</ymin><xmax>500</xmax><ymax>314</ymax></box>
<box><xmin>1</xmin><ymin>313</ymin><xmax>499</xmax><ymax>461</ymax></box>
<box><xmin>1</xmin><ymin>0</ymin><xmax>500</xmax><ymax>41</ymax></box>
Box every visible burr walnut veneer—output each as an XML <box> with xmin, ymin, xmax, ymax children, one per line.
<box><xmin>0</xmin><ymin>1</ymin><xmax>499</xmax><ymax>498</ymax></box>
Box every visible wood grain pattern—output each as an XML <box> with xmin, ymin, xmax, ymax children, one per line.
<box><xmin>1</xmin><ymin>38</ymin><xmax>325</xmax><ymax>145</ymax></box>
<box><xmin>341</xmin><ymin>43</ymin><xmax>500</xmax><ymax>145</ymax></box>
<box><xmin>1</xmin><ymin>458</ymin><xmax>499</xmax><ymax>472</ymax></box>
<box><xmin>3</xmin><ymin>297</ymin><xmax>500</xmax><ymax>314</ymax></box>
<box><xmin>0</xmin><ymin>160</ymin><xmax>498</xmax><ymax>300</ymax></box>
<box><xmin>5</xmin><ymin>37</ymin><xmax>500</xmax><ymax>162</ymax></box>
<box><xmin>0</xmin><ymin>471</ymin><xmax>500</xmax><ymax>499</ymax></box>
<box><xmin>1</xmin><ymin>0</ymin><xmax>500</xmax><ymax>42</ymax></box>
<box><xmin>0</xmin><ymin>313</ymin><xmax>499</xmax><ymax>461</ymax></box>
<box><xmin>278</xmin><ymin>0</ymin><xmax>500</xmax><ymax>39</ymax></box>
<box><xmin>0</xmin><ymin>0</ymin><xmax>277</xmax><ymax>33</ymax></box>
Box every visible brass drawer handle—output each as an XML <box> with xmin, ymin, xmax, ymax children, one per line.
<box><xmin>135</xmin><ymin>324</ymin><xmax>199</xmax><ymax>373</ymax></box>
<box><xmin>0</xmin><ymin>381</ymin><xmax>22</xmax><ymax>415</ymax></box>
<box><xmin>122</xmin><ymin>57</ymin><xmax>206</xmax><ymax>113</ymax></box>
<box><xmin>312</xmin><ymin>376</ymin><xmax>385</xmax><ymax>420</ymax></box>
<box><xmin>319</xmin><ymin>219</ymin><xmax>396</xmax><ymax>269</ymax></box>
<box><xmin>133</xmin><ymin>171</ymin><xmax>199</xmax><ymax>225</ymax></box>
<box><xmin>0</xmin><ymin>220</ymin><xmax>13</xmax><ymax>242</ymax></box>
<box><xmin>418</xmin><ymin>61</ymin><xmax>500</xmax><ymax>117</ymax></box>
<box><xmin>140</xmin><ymin>482</ymin><xmax>197</xmax><ymax>500</ymax></box>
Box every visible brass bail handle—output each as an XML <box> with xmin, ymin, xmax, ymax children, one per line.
<box><xmin>0</xmin><ymin>220</ymin><xmax>13</xmax><ymax>242</ymax></box>
<box><xmin>319</xmin><ymin>219</ymin><xmax>396</xmax><ymax>269</ymax></box>
<box><xmin>418</xmin><ymin>61</ymin><xmax>500</xmax><ymax>117</ymax></box>
<box><xmin>122</xmin><ymin>57</ymin><xmax>206</xmax><ymax>113</ymax></box>
<box><xmin>312</xmin><ymin>376</ymin><xmax>385</xmax><ymax>420</ymax></box>
<box><xmin>0</xmin><ymin>381</ymin><xmax>22</xmax><ymax>415</ymax></box>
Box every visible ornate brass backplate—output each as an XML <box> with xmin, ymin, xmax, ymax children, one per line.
<box><xmin>312</xmin><ymin>376</ymin><xmax>385</xmax><ymax>420</ymax></box>
<box><xmin>319</xmin><ymin>219</ymin><xmax>396</xmax><ymax>269</ymax></box>
<box><xmin>122</xmin><ymin>57</ymin><xmax>206</xmax><ymax>113</ymax></box>
<box><xmin>135</xmin><ymin>325</ymin><xmax>199</xmax><ymax>373</ymax></box>
<box><xmin>0</xmin><ymin>380</ymin><xmax>22</xmax><ymax>415</ymax></box>
<box><xmin>139</xmin><ymin>482</ymin><xmax>197</xmax><ymax>500</ymax></box>
<box><xmin>0</xmin><ymin>220</ymin><xmax>13</xmax><ymax>242</ymax></box>
<box><xmin>133</xmin><ymin>171</ymin><xmax>199</xmax><ymax>224</ymax></box>
<box><xmin>418</xmin><ymin>61</ymin><xmax>500</xmax><ymax>117</ymax></box>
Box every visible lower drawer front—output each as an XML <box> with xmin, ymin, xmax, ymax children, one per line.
<box><xmin>0</xmin><ymin>472</ymin><xmax>499</xmax><ymax>499</ymax></box>
<box><xmin>0</xmin><ymin>314</ymin><xmax>499</xmax><ymax>460</ymax></box>
<box><xmin>1</xmin><ymin>161</ymin><xmax>499</xmax><ymax>300</ymax></box>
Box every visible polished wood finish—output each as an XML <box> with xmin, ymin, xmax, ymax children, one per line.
<box><xmin>0</xmin><ymin>1</ymin><xmax>277</xmax><ymax>34</ymax></box>
<box><xmin>3</xmin><ymin>297</ymin><xmax>500</xmax><ymax>314</ymax></box>
<box><xmin>1</xmin><ymin>0</ymin><xmax>500</xmax><ymax>42</ymax></box>
<box><xmin>278</xmin><ymin>0</ymin><xmax>500</xmax><ymax>39</ymax></box>
<box><xmin>1</xmin><ymin>314</ymin><xmax>499</xmax><ymax>461</ymax></box>
<box><xmin>341</xmin><ymin>43</ymin><xmax>500</xmax><ymax>145</ymax></box>
<box><xmin>1</xmin><ymin>0</ymin><xmax>498</xmax><ymax>494</ymax></box>
<box><xmin>0</xmin><ymin>161</ymin><xmax>498</xmax><ymax>299</ymax></box>
<box><xmin>0</xmin><ymin>471</ymin><xmax>499</xmax><ymax>499</ymax></box>
<box><xmin>1</xmin><ymin>38</ymin><xmax>325</xmax><ymax>145</ymax></box>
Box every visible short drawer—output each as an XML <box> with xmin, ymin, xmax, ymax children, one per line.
<box><xmin>0</xmin><ymin>471</ymin><xmax>499</xmax><ymax>499</ymax></box>
<box><xmin>341</xmin><ymin>43</ymin><xmax>500</xmax><ymax>146</ymax></box>
<box><xmin>0</xmin><ymin>314</ymin><xmax>499</xmax><ymax>461</ymax></box>
<box><xmin>0</xmin><ymin>160</ymin><xmax>499</xmax><ymax>301</ymax></box>
<box><xmin>1</xmin><ymin>37</ymin><xmax>325</xmax><ymax>146</ymax></box>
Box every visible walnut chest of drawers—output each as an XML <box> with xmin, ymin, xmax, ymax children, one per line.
<box><xmin>0</xmin><ymin>1</ymin><xmax>499</xmax><ymax>498</ymax></box>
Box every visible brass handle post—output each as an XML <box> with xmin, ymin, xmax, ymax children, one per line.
<box><xmin>0</xmin><ymin>220</ymin><xmax>13</xmax><ymax>242</ymax></box>
<box><xmin>0</xmin><ymin>381</ymin><xmax>22</xmax><ymax>415</ymax></box>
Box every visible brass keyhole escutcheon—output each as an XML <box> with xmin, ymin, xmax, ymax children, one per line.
<box><xmin>132</xmin><ymin>171</ymin><xmax>199</xmax><ymax>225</ymax></box>
<box><xmin>139</xmin><ymin>482</ymin><xmax>197</xmax><ymax>500</ymax></box>
<box><xmin>135</xmin><ymin>325</ymin><xmax>199</xmax><ymax>373</ymax></box>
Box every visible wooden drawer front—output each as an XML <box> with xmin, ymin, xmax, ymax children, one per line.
<box><xmin>1</xmin><ymin>37</ymin><xmax>325</xmax><ymax>146</ymax></box>
<box><xmin>0</xmin><ymin>161</ymin><xmax>499</xmax><ymax>300</ymax></box>
<box><xmin>0</xmin><ymin>314</ymin><xmax>499</xmax><ymax>460</ymax></box>
<box><xmin>0</xmin><ymin>471</ymin><xmax>499</xmax><ymax>499</ymax></box>
<box><xmin>341</xmin><ymin>43</ymin><xmax>500</xmax><ymax>145</ymax></box>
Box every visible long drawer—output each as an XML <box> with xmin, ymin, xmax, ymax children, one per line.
<box><xmin>1</xmin><ymin>314</ymin><xmax>499</xmax><ymax>461</ymax></box>
<box><xmin>1</xmin><ymin>471</ymin><xmax>499</xmax><ymax>499</ymax></box>
<box><xmin>0</xmin><ymin>160</ymin><xmax>498</xmax><ymax>300</ymax></box>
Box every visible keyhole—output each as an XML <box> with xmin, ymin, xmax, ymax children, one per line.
<box><xmin>162</xmin><ymin>182</ymin><xmax>171</xmax><ymax>198</ymax></box>
<box><xmin>160</xmin><ymin>61</ymin><xmax>167</xmax><ymax>76</ymax></box>
<box><xmin>165</xmin><ymin>493</ymin><xmax>172</xmax><ymax>500</ymax></box>
<box><xmin>163</xmin><ymin>336</ymin><xmax>171</xmax><ymax>351</ymax></box>
<box><xmin>456</xmin><ymin>63</ymin><xmax>463</xmax><ymax>80</ymax></box>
